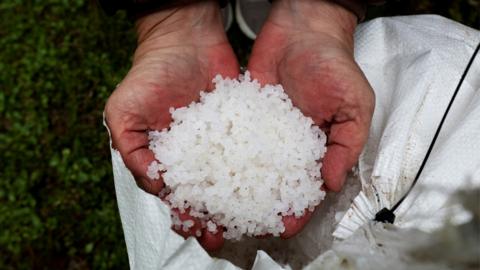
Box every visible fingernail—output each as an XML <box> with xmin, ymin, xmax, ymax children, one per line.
<box><xmin>136</xmin><ymin>177</ymin><xmax>164</xmax><ymax>195</ymax></box>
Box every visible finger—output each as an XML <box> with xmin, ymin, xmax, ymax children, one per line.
<box><xmin>171</xmin><ymin>209</ymin><xmax>203</xmax><ymax>239</ymax></box>
<box><xmin>322</xmin><ymin>120</ymin><xmax>367</xmax><ymax>192</ymax></box>
<box><xmin>280</xmin><ymin>210</ymin><xmax>314</xmax><ymax>239</ymax></box>
<box><xmin>115</xmin><ymin>130</ymin><xmax>164</xmax><ymax>195</ymax></box>
<box><xmin>199</xmin><ymin>226</ymin><xmax>225</xmax><ymax>252</ymax></box>
<box><xmin>171</xmin><ymin>209</ymin><xmax>225</xmax><ymax>251</ymax></box>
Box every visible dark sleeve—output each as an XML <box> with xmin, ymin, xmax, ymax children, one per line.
<box><xmin>98</xmin><ymin>0</ymin><xmax>228</xmax><ymax>17</ymax></box>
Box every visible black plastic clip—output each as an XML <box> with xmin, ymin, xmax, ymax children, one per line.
<box><xmin>374</xmin><ymin>207</ymin><xmax>396</xmax><ymax>224</ymax></box>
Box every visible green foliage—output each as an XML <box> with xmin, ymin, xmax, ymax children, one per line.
<box><xmin>0</xmin><ymin>0</ymin><xmax>135</xmax><ymax>269</ymax></box>
<box><xmin>0</xmin><ymin>0</ymin><xmax>477</xmax><ymax>269</ymax></box>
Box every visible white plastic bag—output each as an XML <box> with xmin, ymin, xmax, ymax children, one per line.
<box><xmin>107</xmin><ymin>15</ymin><xmax>480</xmax><ymax>269</ymax></box>
<box><xmin>334</xmin><ymin>15</ymin><xmax>480</xmax><ymax>239</ymax></box>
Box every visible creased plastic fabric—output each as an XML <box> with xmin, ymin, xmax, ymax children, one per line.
<box><xmin>108</xmin><ymin>15</ymin><xmax>480</xmax><ymax>269</ymax></box>
<box><xmin>334</xmin><ymin>15</ymin><xmax>480</xmax><ymax>239</ymax></box>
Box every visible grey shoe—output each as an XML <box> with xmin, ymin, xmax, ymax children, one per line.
<box><xmin>235</xmin><ymin>0</ymin><xmax>271</xmax><ymax>39</ymax></box>
<box><xmin>221</xmin><ymin>2</ymin><xmax>234</xmax><ymax>31</ymax></box>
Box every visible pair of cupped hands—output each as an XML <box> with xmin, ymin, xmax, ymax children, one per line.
<box><xmin>105</xmin><ymin>0</ymin><xmax>374</xmax><ymax>251</ymax></box>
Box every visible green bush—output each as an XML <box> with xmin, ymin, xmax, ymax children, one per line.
<box><xmin>0</xmin><ymin>1</ymin><xmax>135</xmax><ymax>268</ymax></box>
<box><xmin>0</xmin><ymin>0</ymin><xmax>477</xmax><ymax>269</ymax></box>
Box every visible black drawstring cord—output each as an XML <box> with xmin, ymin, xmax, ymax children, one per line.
<box><xmin>374</xmin><ymin>41</ymin><xmax>480</xmax><ymax>224</ymax></box>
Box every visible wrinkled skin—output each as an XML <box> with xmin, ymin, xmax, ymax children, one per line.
<box><xmin>249</xmin><ymin>0</ymin><xmax>375</xmax><ymax>237</ymax></box>
<box><xmin>105</xmin><ymin>0</ymin><xmax>374</xmax><ymax>251</ymax></box>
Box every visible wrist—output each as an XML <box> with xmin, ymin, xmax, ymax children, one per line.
<box><xmin>270</xmin><ymin>0</ymin><xmax>357</xmax><ymax>47</ymax></box>
<box><xmin>135</xmin><ymin>0</ymin><xmax>223</xmax><ymax>45</ymax></box>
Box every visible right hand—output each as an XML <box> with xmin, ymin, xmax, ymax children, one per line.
<box><xmin>248</xmin><ymin>0</ymin><xmax>375</xmax><ymax>238</ymax></box>
<box><xmin>104</xmin><ymin>0</ymin><xmax>239</xmax><ymax>251</ymax></box>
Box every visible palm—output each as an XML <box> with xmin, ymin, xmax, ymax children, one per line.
<box><xmin>107</xmin><ymin>41</ymin><xmax>238</xmax><ymax>191</ymax></box>
<box><xmin>249</xmin><ymin>20</ymin><xmax>374</xmax><ymax>237</ymax></box>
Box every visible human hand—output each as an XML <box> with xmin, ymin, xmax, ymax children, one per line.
<box><xmin>104</xmin><ymin>0</ymin><xmax>239</xmax><ymax>251</ymax></box>
<box><xmin>248</xmin><ymin>0</ymin><xmax>375</xmax><ymax>238</ymax></box>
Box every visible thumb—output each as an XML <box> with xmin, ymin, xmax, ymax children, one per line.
<box><xmin>105</xmin><ymin>101</ymin><xmax>164</xmax><ymax>195</ymax></box>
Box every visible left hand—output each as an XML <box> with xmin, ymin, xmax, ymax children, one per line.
<box><xmin>104</xmin><ymin>0</ymin><xmax>239</xmax><ymax>251</ymax></box>
<box><xmin>248</xmin><ymin>0</ymin><xmax>375</xmax><ymax>238</ymax></box>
